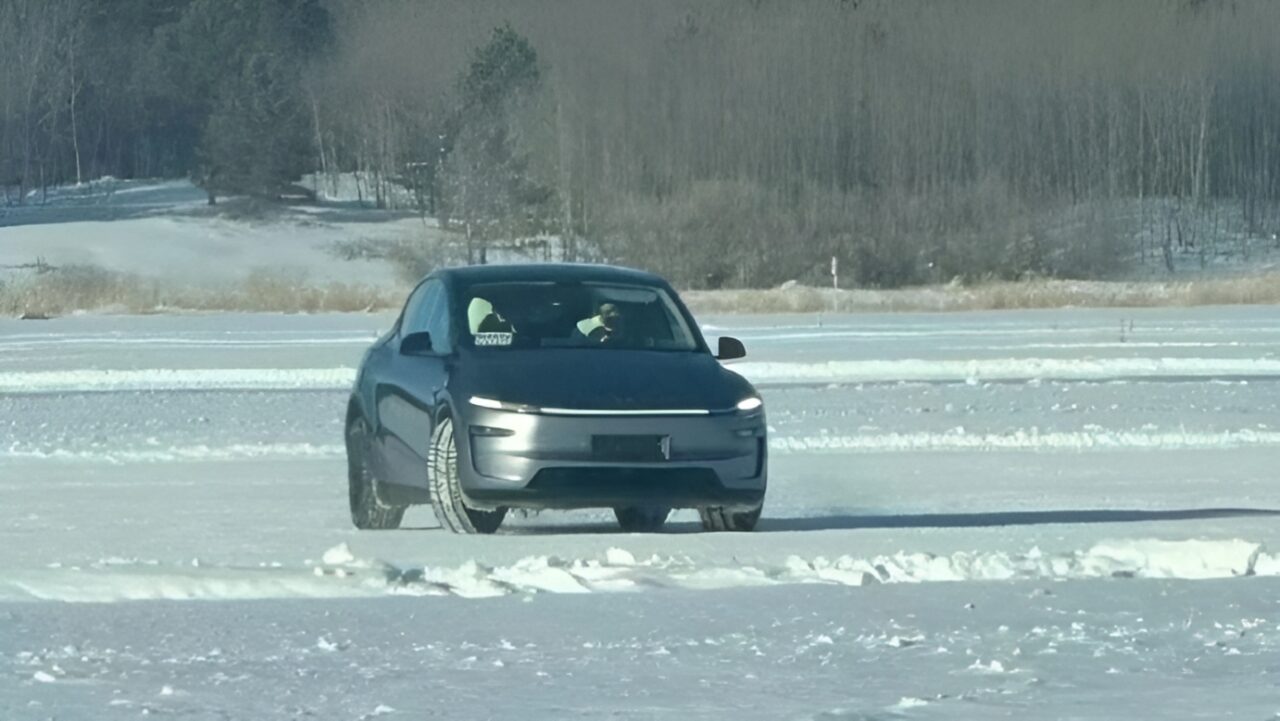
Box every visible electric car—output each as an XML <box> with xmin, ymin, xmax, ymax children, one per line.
<box><xmin>344</xmin><ymin>264</ymin><xmax>766</xmax><ymax>533</ymax></box>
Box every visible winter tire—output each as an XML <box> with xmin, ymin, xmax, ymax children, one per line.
<box><xmin>428</xmin><ymin>416</ymin><xmax>506</xmax><ymax>534</ymax></box>
<box><xmin>346</xmin><ymin>416</ymin><xmax>406</xmax><ymax>530</ymax></box>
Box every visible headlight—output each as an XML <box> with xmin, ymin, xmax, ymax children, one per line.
<box><xmin>469</xmin><ymin>396</ymin><xmax>540</xmax><ymax>413</ymax></box>
<box><xmin>736</xmin><ymin>396</ymin><xmax>763</xmax><ymax>412</ymax></box>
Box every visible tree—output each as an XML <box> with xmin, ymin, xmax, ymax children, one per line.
<box><xmin>439</xmin><ymin>24</ymin><xmax>556</xmax><ymax>263</ymax></box>
<box><xmin>198</xmin><ymin>54</ymin><xmax>312</xmax><ymax>201</ymax></box>
<box><xmin>150</xmin><ymin>0</ymin><xmax>330</xmax><ymax>202</ymax></box>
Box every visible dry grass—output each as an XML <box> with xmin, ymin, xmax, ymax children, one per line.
<box><xmin>2</xmin><ymin>265</ymin><xmax>1278</xmax><ymax>317</ymax></box>
<box><xmin>0</xmin><ymin>266</ymin><xmax>404</xmax><ymax>316</ymax></box>
<box><xmin>683</xmin><ymin>274</ymin><xmax>1280</xmax><ymax>314</ymax></box>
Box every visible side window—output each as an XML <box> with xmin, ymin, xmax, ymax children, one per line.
<box><xmin>402</xmin><ymin>281</ymin><xmax>442</xmax><ymax>335</ymax></box>
<box><xmin>425</xmin><ymin>293</ymin><xmax>452</xmax><ymax>353</ymax></box>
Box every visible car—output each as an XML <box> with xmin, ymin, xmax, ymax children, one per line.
<box><xmin>344</xmin><ymin>263</ymin><xmax>767</xmax><ymax>534</ymax></box>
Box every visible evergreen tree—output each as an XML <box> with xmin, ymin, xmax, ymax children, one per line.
<box><xmin>199</xmin><ymin>54</ymin><xmax>311</xmax><ymax>201</ymax></box>
<box><xmin>440</xmin><ymin>24</ymin><xmax>556</xmax><ymax>263</ymax></box>
<box><xmin>151</xmin><ymin>0</ymin><xmax>330</xmax><ymax>201</ymax></box>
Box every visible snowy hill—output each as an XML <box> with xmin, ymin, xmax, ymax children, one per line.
<box><xmin>0</xmin><ymin>178</ymin><xmax>432</xmax><ymax>287</ymax></box>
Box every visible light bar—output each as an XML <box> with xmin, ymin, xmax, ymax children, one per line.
<box><xmin>470</xmin><ymin>396</ymin><xmax>713</xmax><ymax>416</ymax></box>
<box><xmin>468</xmin><ymin>396</ymin><xmax>540</xmax><ymax>413</ymax></box>
<box><xmin>540</xmin><ymin>407</ymin><xmax>710</xmax><ymax>417</ymax></box>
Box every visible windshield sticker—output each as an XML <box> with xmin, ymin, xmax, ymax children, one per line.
<box><xmin>474</xmin><ymin>332</ymin><xmax>514</xmax><ymax>347</ymax></box>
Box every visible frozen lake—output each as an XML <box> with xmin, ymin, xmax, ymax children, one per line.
<box><xmin>2</xmin><ymin>305</ymin><xmax>1279</xmax><ymax>719</ymax></box>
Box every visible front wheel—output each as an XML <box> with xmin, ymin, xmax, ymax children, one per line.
<box><xmin>346</xmin><ymin>416</ymin><xmax>406</xmax><ymax>530</ymax></box>
<box><xmin>614</xmin><ymin>506</ymin><xmax>670</xmax><ymax>533</ymax></box>
<box><xmin>428</xmin><ymin>416</ymin><xmax>507</xmax><ymax>534</ymax></box>
<box><xmin>699</xmin><ymin>503</ymin><xmax>762</xmax><ymax>532</ymax></box>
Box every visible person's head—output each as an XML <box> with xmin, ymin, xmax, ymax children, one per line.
<box><xmin>598</xmin><ymin>302</ymin><xmax>622</xmax><ymax>330</ymax></box>
<box><xmin>467</xmin><ymin>297</ymin><xmax>494</xmax><ymax>334</ymax></box>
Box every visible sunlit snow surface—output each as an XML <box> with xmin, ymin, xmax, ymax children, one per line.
<box><xmin>0</xmin><ymin>179</ymin><xmax>421</xmax><ymax>285</ymax></box>
<box><xmin>3</xmin><ymin>306</ymin><xmax>1280</xmax><ymax>719</ymax></box>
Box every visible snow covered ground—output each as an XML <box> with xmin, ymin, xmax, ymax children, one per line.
<box><xmin>3</xmin><ymin>305</ymin><xmax>1280</xmax><ymax>719</ymax></box>
<box><xmin>0</xmin><ymin>179</ymin><xmax>429</xmax><ymax>286</ymax></box>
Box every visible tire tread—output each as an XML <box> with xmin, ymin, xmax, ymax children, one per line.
<box><xmin>428</xmin><ymin>416</ymin><xmax>505</xmax><ymax>534</ymax></box>
<box><xmin>347</xmin><ymin>417</ymin><xmax>405</xmax><ymax>530</ymax></box>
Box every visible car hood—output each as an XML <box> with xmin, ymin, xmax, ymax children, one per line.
<box><xmin>454</xmin><ymin>349</ymin><xmax>753</xmax><ymax>411</ymax></box>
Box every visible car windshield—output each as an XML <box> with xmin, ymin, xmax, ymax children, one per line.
<box><xmin>458</xmin><ymin>281</ymin><xmax>699</xmax><ymax>352</ymax></box>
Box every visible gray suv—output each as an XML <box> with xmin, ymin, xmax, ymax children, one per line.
<box><xmin>344</xmin><ymin>264</ymin><xmax>767</xmax><ymax>534</ymax></box>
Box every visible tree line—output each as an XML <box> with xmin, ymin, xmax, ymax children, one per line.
<box><xmin>3</xmin><ymin>0</ymin><xmax>1279</xmax><ymax>287</ymax></box>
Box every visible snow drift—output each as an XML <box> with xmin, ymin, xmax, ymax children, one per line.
<box><xmin>2</xmin><ymin>539</ymin><xmax>1272</xmax><ymax>603</ymax></box>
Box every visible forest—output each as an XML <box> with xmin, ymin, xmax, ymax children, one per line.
<box><xmin>2</xmin><ymin>0</ymin><xmax>1279</xmax><ymax>288</ymax></box>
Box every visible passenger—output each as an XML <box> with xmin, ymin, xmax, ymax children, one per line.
<box><xmin>468</xmin><ymin>296</ymin><xmax>513</xmax><ymax>335</ymax></box>
<box><xmin>477</xmin><ymin>311</ymin><xmax>513</xmax><ymax>333</ymax></box>
<box><xmin>467</xmin><ymin>297</ymin><xmax>494</xmax><ymax>334</ymax></box>
<box><xmin>585</xmin><ymin>302</ymin><xmax>624</xmax><ymax>344</ymax></box>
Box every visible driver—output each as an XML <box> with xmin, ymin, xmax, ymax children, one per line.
<box><xmin>586</xmin><ymin>302</ymin><xmax>624</xmax><ymax>344</ymax></box>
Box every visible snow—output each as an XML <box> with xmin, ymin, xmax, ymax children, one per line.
<box><xmin>7</xmin><ymin>580</ymin><xmax>1280</xmax><ymax>719</ymax></box>
<box><xmin>0</xmin><ymin>367</ymin><xmax>355</xmax><ymax>394</ymax></box>
<box><xmin>7</xmin><ymin>538</ymin><xmax>1268</xmax><ymax>603</ymax></box>
<box><xmin>736</xmin><ymin>356</ymin><xmax>1280</xmax><ymax>384</ymax></box>
<box><xmin>3</xmin><ymin>305</ymin><xmax>1280</xmax><ymax>718</ymax></box>
<box><xmin>0</xmin><ymin>178</ymin><xmax>430</xmax><ymax>285</ymax></box>
<box><xmin>6</xmin><ymin>356</ymin><xmax>1280</xmax><ymax>394</ymax></box>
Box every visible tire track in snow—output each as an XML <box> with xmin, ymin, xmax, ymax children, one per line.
<box><xmin>0</xmin><ymin>368</ymin><xmax>355</xmax><ymax>394</ymax></box>
<box><xmin>4</xmin><ymin>356</ymin><xmax>1280</xmax><ymax>394</ymax></box>
<box><xmin>770</xmin><ymin>428</ymin><xmax>1280</xmax><ymax>453</ymax></box>
<box><xmin>6</xmin><ymin>428</ymin><xmax>1280</xmax><ymax>463</ymax></box>
<box><xmin>735</xmin><ymin>357</ymin><xmax>1280</xmax><ymax>384</ymax></box>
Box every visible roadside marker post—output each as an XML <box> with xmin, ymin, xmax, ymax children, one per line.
<box><xmin>831</xmin><ymin>256</ymin><xmax>839</xmax><ymax>313</ymax></box>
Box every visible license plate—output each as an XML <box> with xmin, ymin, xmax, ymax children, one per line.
<box><xmin>592</xmin><ymin>435</ymin><xmax>669</xmax><ymax>462</ymax></box>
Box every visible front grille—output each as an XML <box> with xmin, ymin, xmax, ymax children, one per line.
<box><xmin>527</xmin><ymin>467</ymin><xmax>721</xmax><ymax>493</ymax></box>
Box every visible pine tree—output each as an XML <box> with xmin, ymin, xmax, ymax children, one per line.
<box><xmin>439</xmin><ymin>24</ymin><xmax>556</xmax><ymax>263</ymax></box>
<box><xmin>199</xmin><ymin>54</ymin><xmax>311</xmax><ymax>201</ymax></box>
<box><xmin>152</xmin><ymin>0</ymin><xmax>329</xmax><ymax>202</ymax></box>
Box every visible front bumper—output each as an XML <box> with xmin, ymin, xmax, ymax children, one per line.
<box><xmin>457</xmin><ymin>406</ymin><xmax>767</xmax><ymax>511</ymax></box>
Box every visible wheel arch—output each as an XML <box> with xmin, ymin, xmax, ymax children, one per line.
<box><xmin>433</xmin><ymin>395</ymin><xmax>457</xmax><ymax>426</ymax></box>
<box><xmin>346</xmin><ymin>394</ymin><xmax>370</xmax><ymax>429</ymax></box>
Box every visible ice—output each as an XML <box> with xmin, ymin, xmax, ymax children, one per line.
<box><xmin>3</xmin><ymin>306</ymin><xmax>1280</xmax><ymax>719</ymax></box>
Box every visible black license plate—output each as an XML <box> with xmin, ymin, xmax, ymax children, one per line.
<box><xmin>592</xmin><ymin>435</ymin><xmax>669</xmax><ymax>462</ymax></box>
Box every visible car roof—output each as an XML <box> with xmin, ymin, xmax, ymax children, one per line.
<box><xmin>431</xmin><ymin>263</ymin><xmax>668</xmax><ymax>287</ymax></box>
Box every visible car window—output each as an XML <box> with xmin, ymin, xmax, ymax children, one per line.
<box><xmin>457</xmin><ymin>281</ymin><xmax>698</xmax><ymax>352</ymax></box>
<box><xmin>424</xmin><ymin>291</ymin><xmax>452</xmax><ymax>353</ymax></box>
<box><xmin>402</xmin><ymin>280</ymin><xmax>443</xmax><ymax>336</ymax></box>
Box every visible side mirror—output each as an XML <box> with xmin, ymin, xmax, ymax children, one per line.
<box><xmin>400</xmin><ymin>331</ymin><xmax>435</xmax><ymax>356</ymax></box>
<box><xmin>715</xmin><ymin>336</ymin><xmax>746</xmax><ymax>361</ymax></box>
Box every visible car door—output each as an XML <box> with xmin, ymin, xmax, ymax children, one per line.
<box><xmin>376</xmin><ymin>279</ymin><xmax>451</xmax><ymax>489</ymax></box>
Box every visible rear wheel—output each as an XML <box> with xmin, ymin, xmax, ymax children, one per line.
<box><xmin>613</xmin><ymin>506</ymin><xmax>671</xmax><ymax>533</ymax></box>
<box><xmin>346</xmin><ymin>416</ymin><xmax>405</xmax><ymax>530</ymax></box>
<box><xmin>428</xmin><ymin>416</ymin><xmax>507</xmax><ymax>534</ymax></box>
<box><xmin>698</xmin><ymin>503</ymin><xmax>762</xmax><ymax>532</ymax></box>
